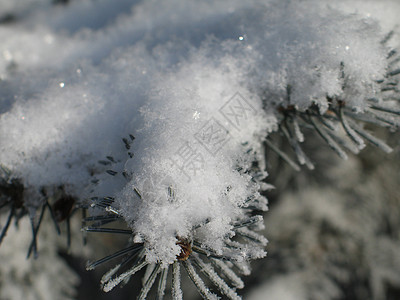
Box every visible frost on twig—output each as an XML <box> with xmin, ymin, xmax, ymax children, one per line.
<box><xmin>265</xmin><ymin>32</ymin><xmax>400</xmax><ymax>169</ymax></box>
<box><xmin>84</xmin><ymin>143</ymin><xmax>268</xmax><ymax>299</ymax></box>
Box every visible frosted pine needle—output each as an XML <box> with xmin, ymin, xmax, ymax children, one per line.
<box><xmin>266</xmin><ymin>42</ymin><xmax>400</xmax><ymax>169</ymax></box>
<box><xmin>84</xmin><ymin>207</ymin><xmax>266</xmax><ymax>299</ymax></box>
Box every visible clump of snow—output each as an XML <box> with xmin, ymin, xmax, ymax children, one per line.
<box><xmin>109</xmin><ymin>51</ymin><xmax>270</xmax><ymax>263</ymax></box>
<box><xmin>244</xmin><ymin>1</ymin><xmax>387</xmax><ymax>112</ymax></box>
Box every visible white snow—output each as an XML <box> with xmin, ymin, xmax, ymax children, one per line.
<box><xmin>0</xmin><ymin>0</ymin><xmax>397</xmax><ymax>265</ymax></box>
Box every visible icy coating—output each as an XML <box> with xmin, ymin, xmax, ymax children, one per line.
<box><xmin>0</xmin><ymin>0</ymin><xmax>393</xmax><ymax>263</ymax></box>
